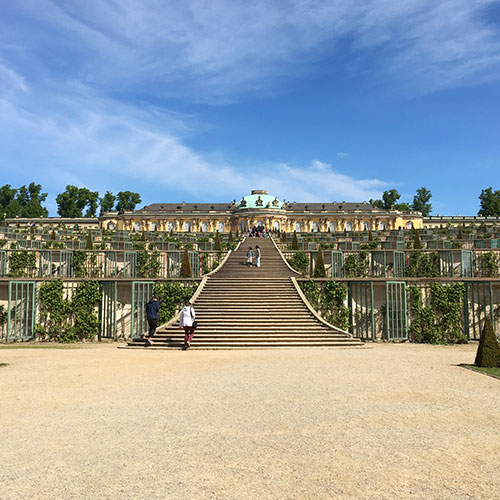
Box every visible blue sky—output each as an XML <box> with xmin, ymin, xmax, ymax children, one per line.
<box><xmin>1</xmin><ymin>0</ymin><xmax>500</xmax><ymax>215</ymax></box>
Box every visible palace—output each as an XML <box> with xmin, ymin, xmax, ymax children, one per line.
<box><xmin>5</xmin><ymin>189</ymin><xmax>424</xmax><ymax>232</ymax></box>
<box><xmin>98</xmin><ymin>190</ymin><xmax>423</xmax><ymax>233</ymax></box>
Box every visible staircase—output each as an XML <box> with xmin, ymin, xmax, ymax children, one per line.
<box><xmin>127</xmin><ymin>237</ymin><xmax>363</xmax><ymax>349</ymax></box>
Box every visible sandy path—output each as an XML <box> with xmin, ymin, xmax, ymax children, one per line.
<box><xmin>0</xmin><ymin>343</ymin><xmax>499</xmax><ymax>500</ymax></box>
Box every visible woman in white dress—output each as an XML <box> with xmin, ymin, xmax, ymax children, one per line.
<box><xmin>255</xmin><ymin>245</ymin><xmax>261</xmax><ymax>267</ymax></box>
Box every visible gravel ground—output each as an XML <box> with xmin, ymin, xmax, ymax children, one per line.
<box><xmin>1</xmin><ymin>343</ymin><xmax>499</xmax><ymax>500</ymax></box>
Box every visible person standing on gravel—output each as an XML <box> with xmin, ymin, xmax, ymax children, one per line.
<box><xmin>255</xmin><ymin>245</ymin><xmax>261</xmax><ymax>267</ymax></box>
<box><xmin>145</xmin><ymin>296</ymin><xmax>160</xmax><ymax>345</ymax></box>
<box><xmin>180</xmin><ymin>301</ymin><xmax>197</xmax><ymax>350</ymax></box>
<box><xmin>246</xmin><ymin>246</ymin><xmax>254</xmax><ymax>266</ymax></box>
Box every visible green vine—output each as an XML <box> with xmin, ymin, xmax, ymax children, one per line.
<box><xmin>287</xmin><ymin>251</ymin><xmax>309</xmax><ymax>276</ymax></box>
<box><xmin>137</xmin><ymin>250</ymin><xmax>161</xmax><ymax>278</ymax></box>
<box><xmin>154</xmin><ymin>282</ymin><xmax>197</xmax><ymax>324</ymax></box>
<box><xmin>408</xmin><ymin>283</ymin><xmax>466</xmax><ymax>344</ymax></box>
<box><xmin>407</xmin><ymin>251</ymin><xmax>440</xmax><ymax>277</ymax></box>
<box><xmin>36</xmin><ymin>280</ymin><xmax>101</xmax><ymax>342</ymax></box>
<box><xmin>300</xmin><ymin>280</ymin><xmax>350</xmax><ymax>330</ymax></box>
<box><xmin>9</xmin><ymin>250</ymin><xmax>37</xmax><ymax>277</ymax></box>
<box><xmin>73</xmin><ymin>250</ymin><xmax>86</xmax><ymax>278</ymax></box>
<box><xmin>344</xmin><ymin>251</ymin><xmax>369</xmax><ymax>278</ymax></box>
<box><xmin>477</xmin><ymin>251</ymin><xmax>498</xmax><ymax>277</ymax></box>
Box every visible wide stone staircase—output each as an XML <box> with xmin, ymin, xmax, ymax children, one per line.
<box><xmin>127</xmin><ymin>237</ymin><xmax>363</xmax><ymax>349</ymax></box>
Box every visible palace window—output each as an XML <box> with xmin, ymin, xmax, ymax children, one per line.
<box><xmin>217</xmin><ymin>222</ymin><xmax>225</xmax><ymax>232</ymax></box>
<box><xmin>345</xmin><ymin>222</ymin><xmax>352</xmax><ymax>232</ymax></box>
<box><xmin>201</xmin><ymin>222</ymin><xmax>208</xmax><ymax>233</ymax></box>
<box><xmin>311</xmin><ymin>221</ymin><xmax>319</xmax><ymax>232</ymax></box>
<box><xmin>167</xmin><ymin>222</ymin><xmax>175</xmax><ymax>232</ymax></box>
<box><xmin>134</xmin><ymin>222</ymin><xmax>141</xmax><ymax>231</ymax></box>
<box><xmin>240</xmin><ymin>221</ymin><xmax>246</xmax><ymax>232</ymax></box>
<box><xmin>295</xmin><ymin>222</ymin><xmax>302</xmax><ymax>232</ymax></box>
<box><xmin>151</xmin><ymin>222</ymin><xmax>158</xmax><ymax>231</ymax></box>
<box><xmin>363</xmin><ymin>222</ymin><xmax>370</xmax><ymax>231</ymax></box>
<box><xmin>379</xmin><ymin>222</ymin><xmax>387</xmax><ymax>230</ymax></box>
<box><xmin>184</xmin><ymin>222</ymin><xmax>191</xmax><ymax>232</ymax></box>
<box><xmin>273</xmin><ymin>221</ymin><xmax>280</xmax><ymax>231</ymax></box>
<box><xmin>406</xmin><ymin>221</ymin><xmax>413</xmax><ymax>230</ymax></box>
<box><xmin>108</xmin><ymin>222</ymin><xmax>115</xmax><ymax>230</ymax></box>
<box><xmin>328</xmin><ymin>222</ymin><xmax>336</xmax><ymax>233</ymax></box>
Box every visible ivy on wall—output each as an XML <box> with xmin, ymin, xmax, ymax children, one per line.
<box><xmin>155</xmin><ymin>282</ymin><xmax>197</xmax><ymax>324</ymax></box>
<box><xmin>344</xmin><ymin>252</ymin><xmax>369</xmax><ymax>278</ymax></box>
<box><xmin>299</xmin><ymin>280</ymin><xmax>350</xmax><ymax>331</ymax></box>
<box><xmin>407</xmin><ymin>251</ymin><xmax>440</xmax><ymax>277</ymax></box>
<box><xmin>36</xmin><ymin>279</ymin><xmax>101</xmax><ymax>342</ymax></box>
<box><xmin>287</xmin><ymin>251</ymin><xmax>309</xmax><ymax>276</ymax></box>
<box><xmin>408</xmin><ymin>282</ymin><xmax>466</xmax><ymax>344</ymax></box>
<box><xmin>137</xmin><ymin>250</ymin><xmax>161</xmax><ymax>278</ymax></box>
<box><xmin>9</xmin><ymin>250</ymin><xmax>37</xmax><ymax>277</ymax></box>
<box><xmin>477</xmin><ymin>251</ymin><xmax>498</xmax><ymax>278</ymax></box>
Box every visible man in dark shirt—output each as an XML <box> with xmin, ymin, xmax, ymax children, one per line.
<box><xmin>145</xmin><ymin>296</ymin><xmax>160</xmax><ymax>345</ymax></box>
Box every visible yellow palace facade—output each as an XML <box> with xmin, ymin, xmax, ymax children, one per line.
<box><xmin>100</xmin><ymin>190</ymin><xmax>424</xmax><ymax>233</ymax></box>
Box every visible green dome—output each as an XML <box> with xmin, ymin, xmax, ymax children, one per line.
<box><xmin>237</xmin><ymin>190</ymin><xmax>283</xmax><ymax>210</ymax></box>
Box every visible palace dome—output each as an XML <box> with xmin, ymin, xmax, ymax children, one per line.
<box><xmin>237</xmin><ymin>190</ymin><xmax>284</xmax><ymax>210</ymax></box>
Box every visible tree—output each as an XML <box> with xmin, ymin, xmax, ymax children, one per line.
<box><xmin>475</xmin><ymin>316</ymin><xmax>500</xmax><ymax>368</ymax></box>
<box><xmin>0</xmin><ymin>184</ymin><xmax>17</xmax><ymax>218</ymax></box>
<box><xmin>413</xmin><ymin>228</ymin><xmax>422</xmax><ymax>249</ymax></box>
<box><xmin>382</xmin><ymin>189</ymin><xmax>401</xmax><ymax>209</ymax></box>
<box><xmin>79</xmin><ymin>188</ymin><xmax>99</xmax><ymax>217</ymax></box>
<box><xmin>116</xmin><ymin>191</ymin><xmax>141</xmax><ymax>212</ymax></box>
<box><xmin>56</xmin><ymin>185</ymin><xmax>99</xmax><ymax>217</ymax></box>
<box><xmin>214</xmin><ymin>231</ymin><xmax>221</xmax><ymax>251</ymax></box>
<box><xmin>412</xmin><ymin>187</ymin><xmax>432</xmax><ymax>216</ymax></box>
<box><xmin>393</xmin><ymin>202</ymin><xmax>411</xmax><ymax>212</ymax></box>
<box><xmin>313</xmin><ymin>247</ymin><xmax>326</xmax><ymax>278</ymax></box>
<box><xmin>478</xmin><ymin>187</ymin><xmax>500</xmax><ymax>216</ymax></box>
<box><xmin>370</xmin><ymin>189</ymin><xmax>401</xmax><ymax>210</ymax></box>
<box><xmin>369</xmin><ymin>198</ymin><xmax>383</xmax><ymax>209</ymax></box>
<box><xmin>179</xmin><ymin>249</ymin><xmax>193</xmax><ymax>278</ymax></box>
<box><xmin>16</xmin><ymin>183</ymin><xmax>48</xmax><ymax>217</ymax></box>
<box><xmin>99</xmin><ymin>191</ymin><xmax>116</xmax><ymax>213</ymax></box>
<box><xmin>292</xmin><ymin>231</ymin><xmax>299</xmax><ymax>250</ymax></box>
<box><xmin>86</xmin><ymin>230</ymin><xmax>94</xmax><ymax>250</ymax></box>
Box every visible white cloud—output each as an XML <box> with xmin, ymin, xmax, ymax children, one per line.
<box><xmin>0</xmin><ymin>84</ymin><xmax>388</xmax><ymax>208</ymax></box>
<box><xmin>3</xmin><ymin>0</ymin><xmax>500</xmax><ymax>99</ymax></box>
<box><xmin>337</xmin><ymin>152</ymin><xmax>348</xmax><ymax>159</ymax></box>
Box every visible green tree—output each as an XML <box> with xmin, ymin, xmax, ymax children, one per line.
<box><xmin>99</xmin><ymin>191</ymin><xmax>116</xmax><ymax>212</ymax></box>
<box><xmin>291</xmin><ymin>231</ymin><xmax>299</xmax><ymax>250</ymax></box>
<box><xmin>56</xmin><ymin>185</ymin><xmax>98</xmax><ymax>217</ymax></box>
<box><xmin>179</xmin><ymin>249</ymin><xmax>193</xmax><ymax>278</ymax></box>
<box><xmin>411</xmin><ymin>187</ymin><xmax>432</xmax><ymax>216</ymax></box>
<box><xmin>214</xmin><ymin>231</ymin><xmax>221</xmax><ymax>251</ymax></box>
<box><xmin>475</xmin><ymin>316</ymin><xmax>500</xmax><ymax>368</ymax></box>
<box><xmin>16</xmin><ymin>183</ymin><xmax>48</xmax><ymax>217</ymax></box>
<box><xmin>370</xmin><ymin>190</ymin><xmax>401</xmax><ymax>210</ymax></box>
<box><xmin>86</xmin><ymin>231</ymin><xmax>94</xmax><ymax>249</ymax></box>
<box><xmin>313</xmin><ymin>248</ymin><xmax>326</xmax><ymax>278</ymax></box>
<box><xmin>116</xmin><ymin>191</ymin><xmax>141</xmax><ymax>212</ymax></box>
<box><xmin>79</xmin><ymin>188</ymin><xmax>99</xmax><ymax>217</ymax></box>
<box><xmin>478</xmin><ymin>187</ymin><xmax>500</xmax><ymax>216</ymax></box>
<box><xmin>382</xmin><ymin>189</ymin><xmax>401</xmax><ymax>209</ymax></box>
<box><xmin>4</xmin><ymin>199</ymin><xmax>22</xmax><ymax>218</ymax></box>
<box><xmin>0</xmin><ymin>184</ymin><xmax>18</xmax><ymax>218</ymax></box>
<box><xmin>393</xmin><ymin>202</ymin><xmax>411</xmax><ymax>212</ymax></box>
<box><xmin>413</xmin><ymin>228</ymin><xmax>422</xmax><ymax>249</ymax></box>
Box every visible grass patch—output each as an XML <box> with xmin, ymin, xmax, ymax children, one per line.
<box><xmin>0</xmin><ymin>363</ymin><xmax>8</xmax><ymax>368</ymax></box>
<box><xmin>461</xmin><ymin>364</ymin><xmax>500</xmax><ymax>380</ymax></box>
